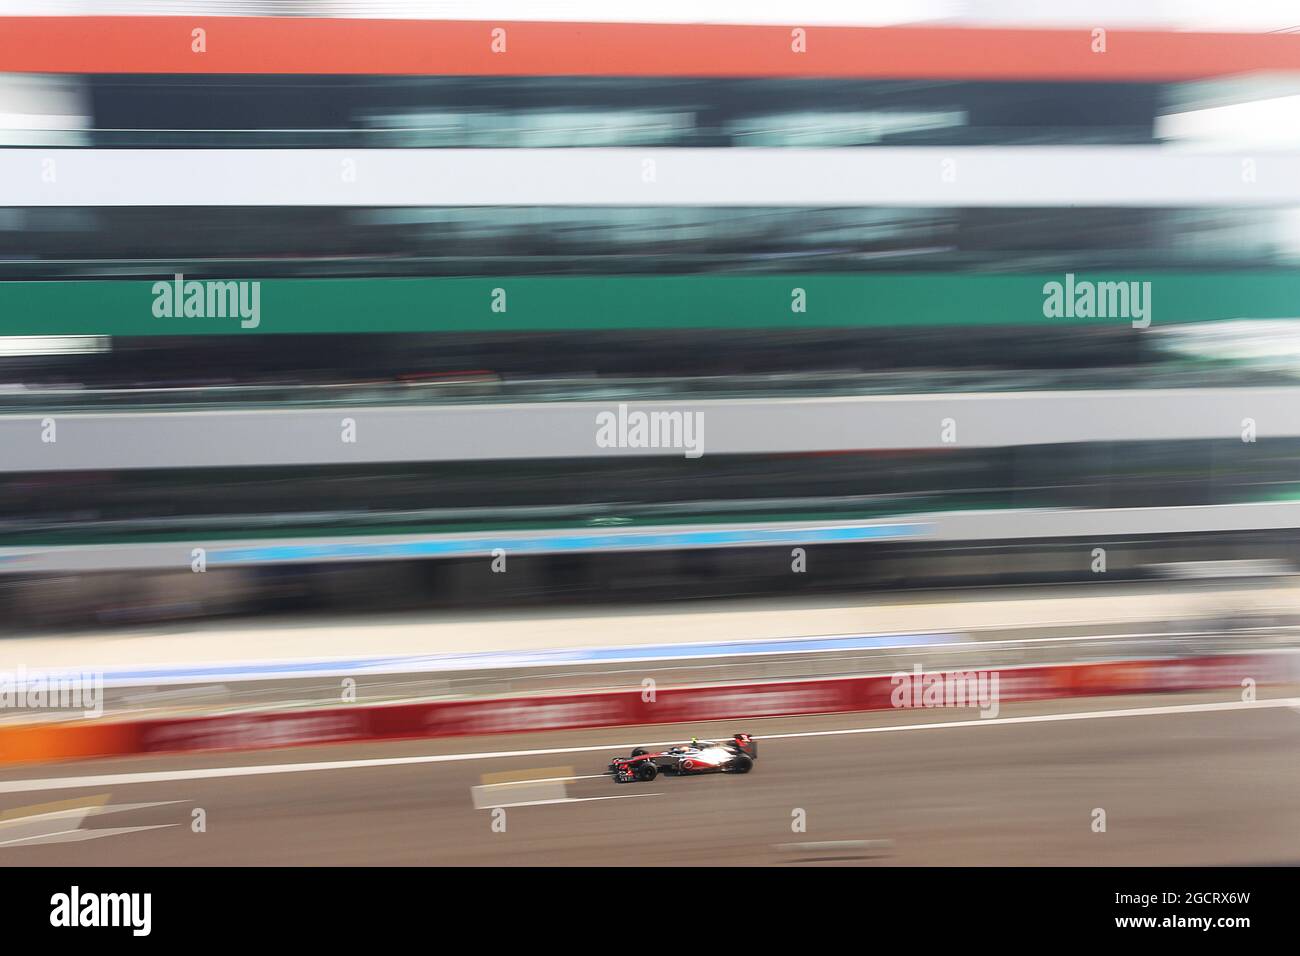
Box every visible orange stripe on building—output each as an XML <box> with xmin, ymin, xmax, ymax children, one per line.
<box><xmin>0</xmin><ymin>17</ymin><xmax>1297</xmax><ymax>78</ymax></box>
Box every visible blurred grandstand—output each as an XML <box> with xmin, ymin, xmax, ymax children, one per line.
<box><xmin>1</xmin><ymin>12</ymin><xmax>1300</xmax><ymax>626</ymax></box>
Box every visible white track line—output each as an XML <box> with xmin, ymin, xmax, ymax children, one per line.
<box><xmin>0</xmin><ymin>696</ymin><xmax>1294</xmax><ymax>796</ymax></box>
<box><xmin>477</xmin><ymin>774</ymin><xmax>610</xmax><ymax>788</ymax></box>
<box><xmin>46</xmin><ymin>626</ymin><xmax>1300</xmax><ymax>690</ymax></box>
<box><xmin>478</xmin><ymin>794</ymin><xmax>661</xmax><ymax>809</ymax></box>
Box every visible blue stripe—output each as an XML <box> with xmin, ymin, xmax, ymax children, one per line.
<box><xmin>208</xmin><ymin>523</ymin><xmax>929</xmax><ymax>565</ymax></box>
<box><xmin>93</xmin><ymin>630</ymin><xmax>957</xmax><ymax>686</ymax></box>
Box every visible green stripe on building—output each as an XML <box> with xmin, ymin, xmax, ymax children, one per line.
<box><xmin>1</xmin><ymin>272</ymin><xmax>1296</xmax><ymax>336</ymax></box>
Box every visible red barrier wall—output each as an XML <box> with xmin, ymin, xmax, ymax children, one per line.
<box><xmin>0</xmin><ymin>654</ymin><xmax>1286</xmax><ymax>766</ymax></box>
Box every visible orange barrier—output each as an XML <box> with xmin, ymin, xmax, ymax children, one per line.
<box><xmin>0</xmin><ymin>720</ymin><xmax>140</xmax><ymax>765</ymax></box>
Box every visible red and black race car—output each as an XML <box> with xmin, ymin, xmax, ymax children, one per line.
<box><xmin>609</xmin><ymin>734</ymin><xmax>758</xmax><ymax>782</ymax></box>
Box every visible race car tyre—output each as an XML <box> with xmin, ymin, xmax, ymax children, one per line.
<box><xmin>728</xmin><ymin>755</ymin><xmax>754</xmax><ymax>774</ymax></box>
<box><xmin>631</xmin><ymin>748</ymin><xmax>649</xmax><ymax>757</ymax></box>
<box><xmin>636</xmin><ymin>762</ymin><xmax>658</xmax><ymax>782</ymax></box>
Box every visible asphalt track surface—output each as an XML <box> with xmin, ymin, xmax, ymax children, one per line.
<box><xmin>1</xmin><ymin>690</ymin><xmax>1298</xmax><ymax>865</ymax></box>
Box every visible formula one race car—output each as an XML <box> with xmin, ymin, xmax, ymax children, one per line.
<box><xmin>609</xmin><ymin>734</ymin><xmax>758</xmax><ymax>782</ymax></box>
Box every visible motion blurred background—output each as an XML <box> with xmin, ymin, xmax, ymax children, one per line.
<box><xmin>4</xmin><ymin>2</ymin><xmax>1300</xmax><ymax>622</ymax></box>
<box><xmin>0</xmin><ymin>2</ymin><xmax>1298</xmax><ymax>866</ymax></box>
